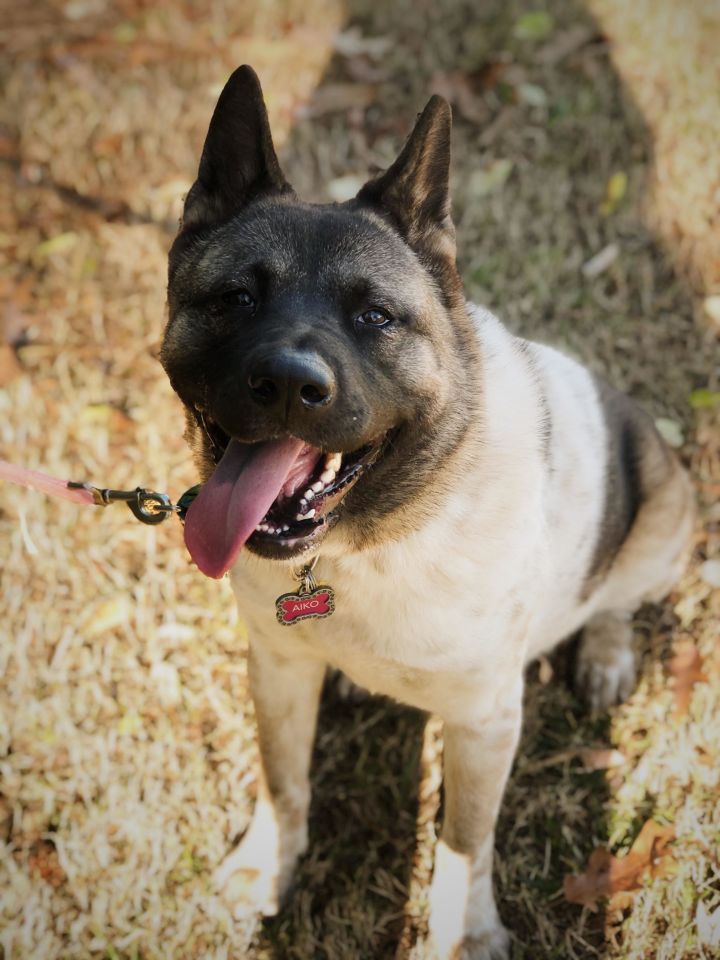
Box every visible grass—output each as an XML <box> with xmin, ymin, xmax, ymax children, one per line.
<box><xmin>1</xmin><ymin>1</ymin><xmax>718</xmax><ymax>958</ymax></box>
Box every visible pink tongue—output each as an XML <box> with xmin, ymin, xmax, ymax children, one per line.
<box><xmin>184</xmin><ymin>437</ymin><xmax>306</xmax><ymax>579</ymax></box>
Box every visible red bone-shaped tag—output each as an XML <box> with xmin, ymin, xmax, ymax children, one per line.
<box><xmin>275</xmin><ymin>586</ymin><xmax>335</xmax><ymax>626</ymax></box>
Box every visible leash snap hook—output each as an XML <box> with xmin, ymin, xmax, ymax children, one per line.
<box><xmin>125</xmin><ymin>488</ymin><xmax>175</xmax><ymax>525</ymax></box>
<box><xmin>68</xmin><ymin>482</ymin><xmax>175</xmax><ymax>524</ymax></box>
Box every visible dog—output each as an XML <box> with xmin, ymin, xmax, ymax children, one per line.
<box><xmin>160</xmin><ymin>65</ymin><xmax>694</xmax><ymax>959</ymax></box>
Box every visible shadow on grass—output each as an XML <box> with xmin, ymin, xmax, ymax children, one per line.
<box><xmin>260</xmin><ymin>683</ymin><xmax>426</xmax><ymax>959</ymax></box>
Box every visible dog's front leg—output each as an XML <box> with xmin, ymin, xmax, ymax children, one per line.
<box><xmin>429</xmin><ymin>682</ymin><xmax>522</xmax><ymax>960</ymax></box>
<box><xmin>214</xmin><ymin>642</ymin><xmax>326</xmax><ymax>918</ymax></box>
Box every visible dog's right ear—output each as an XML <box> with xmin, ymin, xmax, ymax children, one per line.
<box><xmin>181</xmin><ymin>65</ymin><xmax>293</xmax><ymax>230</ymax></box>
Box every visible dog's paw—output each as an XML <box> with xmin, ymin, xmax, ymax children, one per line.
<box><xmin>455</xmin><ymin>926</ymin><xmax>511</xmax><ymax>960</ymax></box>
<box><xmin>575</xmin><ymin>612</ymin><xmax>636</xmax><ymax>712</ymax></box>
<box><xmin>213</xmin><ymin>853</ymin><xmax>280</xmax><ymax>918</ymax></box>
<box><xmin>429</xmin><ymin>923</ymin><xmax>510</xmax><ymax>960</ymax></box>
<box><xmin>428</xmin><ymin>840</ymin><xmax>509</xmax><ymax>960</ymax></box>
<box><xmin>213</xmin><ymin>802</ymin><xmax>305</xmax><ymax>920</ymax></box>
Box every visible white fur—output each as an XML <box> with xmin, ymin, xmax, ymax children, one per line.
<box><xmin>223</xmin><ymin>303</ymin><xmax>690</xmax><ymax>957</ymax></box>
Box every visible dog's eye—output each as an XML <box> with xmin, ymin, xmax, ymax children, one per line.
<box><xmin>221</xmin><ymin>288</ymin><xmax>256</xmax><ymax>310</ymax></box>
<box><xmin>356</xmin><ymin>308</ymin><xmax>392</xmax><ymax>328</ymax></box>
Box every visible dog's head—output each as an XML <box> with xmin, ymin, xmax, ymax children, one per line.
<box><xmin>161</xmin><ymin>66</ymin><xmax>480</xmax><ymax>577</ymax></box>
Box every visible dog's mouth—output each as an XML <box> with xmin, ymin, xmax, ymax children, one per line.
<box><xmin>183</xmin><ymin>415</ymin><xmax>387</xmax><ymax>577</ymax></box>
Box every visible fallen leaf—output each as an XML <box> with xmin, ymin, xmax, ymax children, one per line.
<box><xmin>33</xmin><ymin>232</ymin><xmax>79</xmax><ymax>258</ymax></box>
<box><xmin>81</xmin><ymin>402</ymin><xmax>134</xmax><ymax>432</ymax></box>
<box><xmin>563</xmin><ymin>819</ymin><xmax>675</xmax><ymax>911</ymax></box>
<box><xmin>513</xmin><ymin>11</ymin><xmax>554</xmax><ymax>42</ymax></box>
<box><xmin>474</xmin><ymin>60</ymin><xmax>507</xmax><ymax>93</ymax></box>
<box><xmin>27</xmin><ymin>840</ymin><xmax>66</xmax><ymax>887</ymax></box>
<box><xmin>654</xmin><ymin>417</ymin><xmax>684</xmax><ymax>449</ymax></box>
<box><xmin>600</xmin><ymin>171</ymin><xmax>628</xmax><ymax>216</ymax></box>
<box><xmin>669</xmin><ymin>640</ymin><xmax>707</xmax><ymax>718</ymax></box>
<box><xmin>0</xmin><ymin>343</ymin><xmax>22</xmax><ymax>386</ymax></box>
<box><xmin>579</xmin><ymin>747</ymin><xmax>626</xmax><ymax>771</ymax></box>
<box><xmin>582</xmin><ymin>243</ymin><xmax>620</xmax><ymax>279</ymax></box>
<box><xmin>689</xmin><ymin>388</ymin><xmax>720</xmax><ymax>410</ymax></box>
<box><xmin>93</xmin><ymin>132</ymin><xmax>124</xmax><ymax>156</ymax></box>
<box><xmin>1</xmin><ymin>277</ymin><xmax>34</xmax><ymax>346</ymax></box>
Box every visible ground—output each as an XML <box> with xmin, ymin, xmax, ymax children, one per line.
<box><xmin>1</xmin><ymin>1</ymin><xmax>719</xmax><ymax>959</ymax></box>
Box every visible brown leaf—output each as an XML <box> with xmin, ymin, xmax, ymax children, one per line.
<box><xmin>563</xmin><ymin>820</ymin><xmax>675</xmax><ymax>911</ymax></box>
<box><xmin>0</xmin><ymin>344</ymin><xmax>22</xmax><ymax>386</ymax></box>
<box><xmin>579</xmin><ymin>747</ymin><xmax>626</xmax><ymax>771</ymax></box>
<box><xmin>27</xmin><ymin>840</ymin><xmax>66</xmax><ymax>888</ymax></box>
<box><xmin>93</xmin><ymin>132</ymin><xmax>124</xmax><ymax>157</ymax></box>
<box><xmin>1</xmin><ymin>277</ymin><xmax>34</xmax><ymax>347</ymax></box>
<box><xmin>669</xmin><ymin>640</ymin><xmax>707</xmax><ymax>718</ymax></box>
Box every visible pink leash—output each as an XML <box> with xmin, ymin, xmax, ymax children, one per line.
<box><xmin>0</xmin><ymin>458</ymin><xmax>97</xmax><ymax>506</ymax></box>
<box><xmin>0</xmin><ymin>458</ymin><xmax>189</xmax><ymax>524</ymax></box>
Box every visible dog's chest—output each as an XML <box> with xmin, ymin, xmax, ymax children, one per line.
<box><xmin>232</xmin><ymin>500</ymin><xmax>543</xmax><ymax>714</ymax></box>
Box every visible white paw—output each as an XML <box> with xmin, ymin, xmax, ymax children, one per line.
<box><xmin>456</xmin><ymin>926</ymin><xmax>511</xmax><ymax>960</ymax></box>
<box><xmin>429</xmin><ymin>921</ymin><xmax>510</xmax><ymax>960</ymax></box>
<box><xmin>429</xmin><ymin>840</ymin><xmax>509</xmax><ymax>960</ymax></box>
<box><xmin>213</xmin><ymin>802</ymin><xmax>305</xmax><ymax>919</ymax></box>
<box><xmin>576</xmin><ymin>615</ymin><xmax>636</xmax><ymax>711</ymax></box>
<box><xmin>214</xmin><ymin>849</ymin><xmax>280</xmax><ymax>918</ymax></box>
<box><xmin>576</xmin><ymin>642</ymin><xmax>636</xmax><ymax>711</ymax></box>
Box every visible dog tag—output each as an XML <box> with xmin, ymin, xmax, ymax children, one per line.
<box><xmin>275</xmin><ymin>562</ymin><xmax>335</xmax><ymax>626</ymax></box>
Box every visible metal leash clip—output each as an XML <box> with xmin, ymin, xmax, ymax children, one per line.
<box><xmin>67</xmin><ymin>482</ymin><xmax>177</xmax><ymax>525</ymax></box>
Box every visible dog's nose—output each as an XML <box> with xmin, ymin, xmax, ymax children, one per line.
<box><xmin>248</xmin><ymin>351</ymin><xmax>336</xmax><ymax>413</ymax></box>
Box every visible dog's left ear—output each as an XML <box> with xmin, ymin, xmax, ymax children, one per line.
<box><xmin>181</xmin><ymin>65</ymin><xmax>293</xmax><ymax>230</ymax></box>
<box><xmin>356</xmin><ymin>95</ymin><xmax>455</xmax><ymax>262</ymax></box>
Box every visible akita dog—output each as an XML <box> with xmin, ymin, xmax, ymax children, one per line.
<box><xmin>161</xmin><ymin>66</ymin><xmax>694</xmax><ymax>958</ymax></box>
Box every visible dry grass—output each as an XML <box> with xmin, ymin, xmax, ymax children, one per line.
<box><xmin>1</xmin><ymin>1</ymin><xmax>719</xmax><ymax>959</ymax></box>
<box><xmin>589</xmin><ymin>0</ymin><xmax>720</xmax><ymax>299</ymax></box>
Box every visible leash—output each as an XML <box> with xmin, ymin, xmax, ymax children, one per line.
<box><xmin>0</xmin><ymin>457</ymin><xmax>333</xmax><ymax>620</ymax></box>
<box><xmin>0</xmin><ymin>458</ymin><xmax>199</xmax><ymax>525</ymax></box>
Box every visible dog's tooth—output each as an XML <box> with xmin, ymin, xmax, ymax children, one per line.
<box><xmin>295</xmin><ymin>513</ymin><xmax>305</xmax><ymax>521</ymax></box>
<box><xmin>325</xmin><ymin>453</ymin><xmax>342</xmax><ymax>472</ymax></box>
<box><xmin>282</xmin><ymin>525</ymin><xmax>290</xmax><ymax>532</ymax></box>
<box><xmin>306</xmin><ymin>508</ymin><xmax>316</xmax><ymax>519</ymax></box>
<box><xmin>304</xmin><ymin>488</ymin><xmax>314</xmax><ymax>500</ymax></box>
<box><xmin>311</xmin><ymin>481</ymin><xmax>323</xmax><ymax>493</ymax></box>
<box><xmin>319</xmin><ymin>469</ymin><xmax>335</xmax><ymax>485</ymax></box>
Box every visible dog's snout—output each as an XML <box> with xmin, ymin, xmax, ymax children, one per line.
<box><xmin>247</xmin><ymin>351</ymin><xmax>336</xmax><ymax>414</ymax></box>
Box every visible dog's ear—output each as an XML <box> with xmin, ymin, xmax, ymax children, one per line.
<box><xmin>182</xmin><ymin>65</ymin><xmax>293</xmax><ymax>230</ymax></box>
<box><xmin>356</xmin><ymin>95</ymin><xmax>455</xmax><ymax>261</ymax></box>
